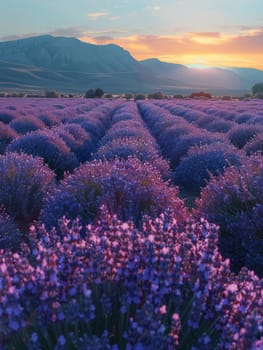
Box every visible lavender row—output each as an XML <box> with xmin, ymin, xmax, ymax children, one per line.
<box><xmin>155</xmin><ymin>99</ymin><xmax>263</xmax><ymax>152</ymax></box>
<box><xmin>0</xmin><ymin>98</ymin><xmax>106</xmax><ymax>155</ymax></box>
<box><xmin>0</xmin><ymin>100</ymin><xmax>121</xmax><ymax>241</ymax></box>
<box><xmin>153</xmin><ymin>100</ymin><xmax>263</xmax><ymax>275</ymax></box>
<box><xmin>39</xmin><ymin>103</ymin><xmax>187</xmax><ymax>242</ymax></box>
<box><xmin>0</xmin><ymin>97</ymin><xmax>105</xmax><ymax>126</ymax></box>
<box><xmin>5</xmin><ymin>100</ymin><xmax>121</xmax><ymax>178</ymax></box>
<box><xmin>157</xmin><ymin>99</ymin><xmax>263</xmax><ymax>125</ymax></box>
<box><xmin>137</xmin><ymin>101</ymin><xmax>242</xmax><ymax>194</ymax></box>
<box><xmin>92</xmin><ymin>101</ymin><xmax>170</xmax><ymax>178</ymax></box>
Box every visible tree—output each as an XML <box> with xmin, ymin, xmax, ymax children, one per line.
<box><xmin>148</xmin><ymin>91</ymin><xmax>165</xmax><ymax>99</ymax></box>
<box><xmin>84</xmin><ymin>89</ymin><xmax>95</xmax><ymax>98</ymax></box>
<box><xmin>252</xmin><ymin>82</ymin><xmax>263</xmax><ymax>95</ymax></box>
<box><xmin>134</xmin><ymin>94</ymin><xmax>146</xmax><ymax>101</ymax></box>
<box><xmin>95</xmin><ymin>88</ymin><xmax>104</xmax><ymax>98</ymax></box>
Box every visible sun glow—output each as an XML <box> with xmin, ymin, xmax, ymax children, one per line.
<box><xmin>80</xmin><ymin>27</ymin><xmax>263</xmax><ymax>70</ymax></box>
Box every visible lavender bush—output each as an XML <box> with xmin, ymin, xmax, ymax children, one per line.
<box><xmin>166</xmin><ymin>132</ymin><xmax>224</xmax><ymax>167</ymax></box>
<box><xmin>9</xmin><ymin>115</ymin><xmax>46</xmax><ymax>134</ymax></box>
<box><xmin>7</xmin><ymin>130</ymin><xmax>79</xmax><ymax>178</ymax></box>
<box><xmin>0</xmin><ymin>111</ymin><xmax>17</xmax><ymax>124</ymax></box>
<box><xmin>50</xmin><ymin>126</ymin><xmax>79</xmax><ymax>151</ymax></box>
<box><xmin>98</xmin><ymin>126</ymin><xmax>151</xmax><ymax>147</ymax></box>
<box><xmin>0</xmin><ymin>122</ymin><xmax>18</xmax><ymax>154</ymax></box>
<box><xmin>193</xmin><ymin>114</ymin><xmax>214</xmax><ymax>128</ymax></box>
<box><xmin>0</xmin><ymin>152</ymin><xmax>55</xmax><ymax>228</ymax></box>
<box><xmin>235</xmin><ymin>112</ymin><xmax>257</xmax><ymax>124</ymax></box>
<box><xmin>62</xmin><ymin>124</ymin><xmax>95</xmax><ymax>162</ymax></box>
<box><xmin>37</xmin><ymin>112</ymin><xmax>61</xmax><ymax>127</ymax></box>
<box><xmin>173</xmin><ymin>143</ymin><xmax>243</xmax><ymax>194</ymax></box>
<box><xmin>158</xmin><ymin>124</ymin><xmax>195</xmax><ymax>154</ymax></box>
<box><xmin>93</xmin><ymin>137</ymin><xmax>170</xmax><ymax>178</ymax></box>
<box><xmin>196</xmin><ymin>154</ymin><xmax>263</xmax><ymax>275</ymax></box>
<box><xmin>244</xmin><ymin>134</ymin><xmax>263</xmax><ymax>155</ymax></box>
<box><xmin>183</xmin><ymin>110</ymin><xmax>209</xmax><ymax>123</ymax></box>
<box><xmin>94</xmin><ymin>137</ymin><xmax>152</xmax><ymax>161</ymax></box>
<box><xmin>204</xmin><ymin>119</ymin><xmax>236</xmax><ymax>133</ymax></box>
<box><xmin>227</xmin><ymin>124</ymin><xmax>262</xmax><ymax>149</ymax></box>
<box><xmin>111</xmin><ymin>112</ymin><xmax>135</xmax><ymax>124</ymax></box>
<box><xmin>69</xmin><ymin>116</ymin><xmax>105</xmax><ymax>140</ymax></box>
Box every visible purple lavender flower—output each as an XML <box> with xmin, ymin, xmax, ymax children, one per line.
<box><xmin>0</xmin><ymin>152</ymin><xmax>55</xmax><ymax>226</ymax></box>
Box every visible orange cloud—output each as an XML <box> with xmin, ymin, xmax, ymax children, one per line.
<box><xmin>80</xmin><ymin>27</ymin><xmax>263</xmax><ymax>69</ymax></box>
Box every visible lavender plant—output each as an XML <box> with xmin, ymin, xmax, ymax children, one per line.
<box><xmin>69</xmin><ymin>116</ymin><xmax>105</xmax><ymax>140</ymax></box>
<box><xmin>50</xmin><ymin>126</ymin><xmax>79</xmax><ymax>152</ymax></box>
<box><xmin>193</xmin><ymin>114</ymin><xmax>214</xmax><ymax>128</ymax></box>
<box><xmin>166</xmin><ymin>132</ymin><xmax>224</xmax><ymax>167</ymax></box>
<box><xmin>93</xmin><ymin>137</ymin><xmax>170</xmax><ymax>178</ymax></box>
<box><xmin>204</xmin><ymin>119</ymin><xmax>236</xmax><ymax>133</ymax></box>
<box><xmin>7</xmin><ymin>130</ymin><xmax>79</xmax><ymax>178</ymax></box>
<box><xmin>244</xmin><ymin>133</ymin><xmax>263</xmax><ymax>155</ymax></box>
<box><xmin>98</xmin><ymin>127</ymin><xmax>151</xmax><ymax>147</ymax></box>
<box><xmin>9</xmin><ymin>115</ymin><xmax>46</xmax><ymax>134</ymax></box>
<box><xmin>0</xmin><ymin>122</ymin><xmax>18</xmax><ymax>154</ymax></box>
<box><xmin>62</xmin><ymin>124</ymin><xmax>95</xmax><ymax>162</ymax></box>
<box><xmin>182</xmin><ymin>110</ymin><xmax>209</xmax><ymax>123</ymax></box>
<box><xmin>235</xmin><ymin>112</ymin><xmax>257</xmax><ymax>124</ymax></box>
<box><xmin>173</xmin><ymin>143</ymin><xmax>243</xmax><ymax>194</ymax></box>
<box><xmin>37</xmin><ymin>113</ymin><xmax>61</xmax><ymax>127</ymax></box>
<box><xmin>227</xmin><ymin>124</ymin><xmax>262</xmax><ymax>149</ymax></box>
<box><xmin>0</xmin><ymin>111</ymin><xmax>17</xmax><ymax>124</ymax></box>
<box><xmin>196</xmin><ymin>154</ymin><xmax>263</xmax><ymax>275</ymax></box>
<box><xmin>0</xmin><ymin>152</ymin><xmax>55</xmax><ymax>227</ymax></box>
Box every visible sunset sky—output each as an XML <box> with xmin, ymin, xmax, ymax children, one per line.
<box><xmin>1</xmin><ymin>0</ymin><xmax>263</xmax><ymax>69</ymax></box>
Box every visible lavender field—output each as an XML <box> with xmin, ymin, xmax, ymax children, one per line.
<box><xmin>0</xmin><ymin>97</ymin><xmax>262</xmax><ymax>349</ymax></box>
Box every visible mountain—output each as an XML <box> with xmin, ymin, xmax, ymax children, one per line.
<box><xmin>227</xmin><ymin>67</ymin><xmax>263</xmax><ymax>86</ymax></box>
<box><xmin>0</xmin><ymin>35</ymin><xmax>143</xmax><ymax>73</ymax></box>
<box><xmin>140</xmin><ymin>58</ymin><xmax>186</xmax><ymax>75</ymax></box>
<box><xmin>0</xmin><ymin>35</ymin><xmax>262</xmax><ymax>94</ymax></box>
<box><xmin>0</xmin><ymin>35</ymin><xmax>183</xmax><ymax>93</ymax></box>
<box><xmin>141</xmin><ymin>58</ymin><xmax>256</xmax><ymax>91</ymax></box>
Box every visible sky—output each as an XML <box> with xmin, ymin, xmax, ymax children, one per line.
<box><xmin>1</xmin><ymin>0</ymin><xmax>263</xmax><ymax>69</ymax></box>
